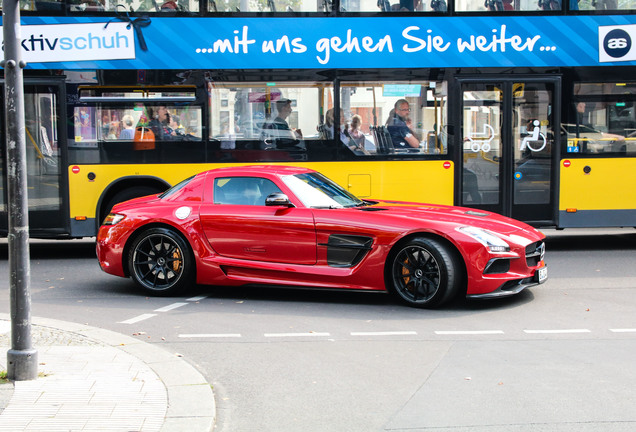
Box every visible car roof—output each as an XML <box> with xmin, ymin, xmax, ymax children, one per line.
<box><xmin>200</xmin><ymin>165</ymin><xmax>314</xmax><ymax>177</ymax></box>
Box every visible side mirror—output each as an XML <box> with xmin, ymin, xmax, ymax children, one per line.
<box><xmin>265</xmin><ymin>192</ymin><xmax>295</xmax><ymax>207</ymax></box>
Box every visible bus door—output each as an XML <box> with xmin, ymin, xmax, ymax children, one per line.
<box><xmin>1</xmin><ymin>80</ymin><xmax>67</xmax><ymax>237</ymax></box>
<box><xmin>458</xmin><ymin>77</ymin><xmax>560</xmax><ymax>225</ymax></box>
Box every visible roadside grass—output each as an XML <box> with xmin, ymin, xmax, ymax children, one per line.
<box><xmin>0</xmin><ymin>369</ymin><xmax>48</xmax><ymax>383</ymax></box>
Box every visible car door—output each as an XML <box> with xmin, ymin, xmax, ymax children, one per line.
<box><xmin>199</xmin><ymin>175</ymin><xmax>317</xmax><ymax>265</ymax></box>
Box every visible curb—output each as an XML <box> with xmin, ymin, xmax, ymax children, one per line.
<box><xmin>0</xmin><ymin>313</ymin><xmax>216</xmax><ymax>432</ymax></box>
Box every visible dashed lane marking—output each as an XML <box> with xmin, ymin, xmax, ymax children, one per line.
<box><xmin>350</xmin><ymin>331</ymin><xmax>418</xmax><ymax>336</ymax></box>
<box><xmin>524</xmin><ymin>329</ymin><xmax>591</xmax><ymax>334</ymax></box>
<box><xmin>610</xmin><ymin>328</ymin><xmax>636</xmax><ymax>333</ymax></box>
<box><xmin>117</xmin><ymin>314</ymin><xmax>157</xmax><ymax>324</ymax></box>
<box><xmin>154</xmin><ymin>302</ymin><xmax>189</xmax><ymax>312</ymax></box>
<box><xmin>179</xmin><ymin>333</ymin><xmax>242</xmax><ymax>338</ymax></box>
<box><xmin>435</xmin><ymin>330</ymin><xmax>505</xmax><ymax>335</ymax></box>
<box><xmin>264</xmin><ymin>332</ymin><xmax>331</xmax><ymax>338</ymax></box>
<box><xmin>186</xmin><ymin>295</ymin><xmax>208</xmax><ymax>302</ymax></box>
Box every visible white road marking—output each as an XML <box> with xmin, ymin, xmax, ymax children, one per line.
<box><xmin>609</xmin><ymin>328</ymin><xmax>636</xmax><ymax>333</ymax></box>
<box><xmin>350</xmin><ymin>331</ymin><xmax>418</xmax><ymax>336</ymax></box>
<box><xmin>179</xmin><ymin>334</ymin><xmax>242</xmax><ymax>338</ymax></box>
<box><xmin>118</xmin><ymin>314</ymin><xmax>157</xmax><ymax>324</ymax></box>
<box><xmin>264</xmin><ymin>332</ymin><xmax>331</xmax><ymax>338</ymax></box>
<box><xmin>435</xmin><ymin>330</ymin><xmax>505</xmax><ymax>335</ymax></box>
<box><xmin>186</xmin><ymin>296</ymin><xmax>207</xmax><ymax>302</ymax></box>
<box><xmin>154</xmin><ymin>302</ymin><xmax>189</xmax><ymax>312</ymax></box>
<box><xmin>524</xmin><ymin>329</ymin><xmax>591</xmax><ymax>334</ymax></box>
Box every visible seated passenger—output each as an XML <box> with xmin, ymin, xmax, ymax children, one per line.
<box><xmin>261</xmin><ymin>98</ymin><xmax>304</xmax><ymax>150</ymax></box>
<box><xmin>347</xmin><ymin>115</ymin><xmax>371</xmax><ymax>155</ymax></box>
<box><xmin>119</xmin><ymin>115</ymin><xmax>135</xmax><ymax>140</ymax></box>
<box><xmin>386</xmin><ymin>99</ymin><xmax>420</xmax><ymax>150</ymax></box>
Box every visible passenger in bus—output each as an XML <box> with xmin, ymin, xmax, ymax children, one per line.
<box><xmin>348</xmin><ymin>114</ymin><xmax>372</xmax><ymax>155</ymax></box>
<box><xmin>386</xmin><ymin>99</ymin><xmax>420</xmax><ymax>150</ymax></box>
<box><xmin>260</xmin><ymin>98</ymin><xmax>304</xmax><ymax>149</ymax></box>
<box><xmin>119</xmin><ymin>115</ymin><xmax>135</xmax><ymax>140</ymax></box>
<box><xmin>319</xmin><ymin>108</ymin><xmax>347</xmax><ymax>140</ymax></box>
<box><xmin>168</xmin><ymin>113</ymin><xmax>186</xmax><ymax>137</ymax></box>
<box><xmin>148</xmin><ymin>106</ymin><xmax>174</xmax><ymax>140</ymax></box>
<box><xmin>106</xmin><ymin>124</ymin><xmax>119</xmax><ymax>140</ymax></box>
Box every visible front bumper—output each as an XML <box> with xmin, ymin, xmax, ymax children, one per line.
<box><xmin>467</xmin><ymin>264</ymin><xmax>547</xmax><ymax>299</ymax></box>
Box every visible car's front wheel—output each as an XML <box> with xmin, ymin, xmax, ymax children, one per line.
<box><xmin>387</xmin><ymin>237</ymin><xmax>461</xmax><ymax>308</ymax></box>
<box><xmin>128</xmin><ymin>227</ymin><xmax>195</xmax><ymax>296</ymax></box>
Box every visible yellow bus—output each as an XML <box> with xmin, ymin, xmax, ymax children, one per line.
<box><xmin>3</xmin><ymin>10</ymin><xmax>636</xmax><ymax>238</ymax></box>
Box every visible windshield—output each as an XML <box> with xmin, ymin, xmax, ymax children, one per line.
<box><xmin>282</xmin><ymin>173</ymin><xmax>364</xmax><ymax>209</ymax></box>
<box><xmin>159</xmin><ymin>175</ymin><xmax>195</xmax><ymax>199</ymax></box>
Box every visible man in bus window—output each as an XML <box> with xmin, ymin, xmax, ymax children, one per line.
<box><xmin>386</xmin><ymin>99</ymin><xmax>420</xmax><ymax>150</ymax></box>
<box><xmin>260</xmin><ymin>98</ymin><xmax>303</xmax><ymax>149</ymax></box>
<box><xmin>149</xmin><ymin>106</ymin><xmax>174</xmax><ymax>140</ymax></box>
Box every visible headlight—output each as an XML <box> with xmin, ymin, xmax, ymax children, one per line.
<box><xmin>102</xmin><ymin>213</ymin><xmax>126</xmax><ymax>226</ymax></box>
<box><xmin>457</xmin><ymin>226</ymin><xmax>510</xmax><ymax>253</ymax></box>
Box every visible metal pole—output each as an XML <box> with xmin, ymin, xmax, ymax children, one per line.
<box><xmin>3</xmin><ymin>0</ymin><xmax>38</xmax><ymax>380</ymax></box>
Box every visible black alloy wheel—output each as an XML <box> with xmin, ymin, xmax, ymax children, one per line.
<box><xmin>389</xmin><ymin>237</ymin><xmax>460</xmax><ymax>308</ymax></box>
<box><xmin>128</xmin><ymin>227</ymin><xmax>194</xmax><ymax>295</ymax></box>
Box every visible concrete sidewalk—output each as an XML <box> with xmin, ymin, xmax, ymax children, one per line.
<box><xmin>0</xmin><ymin>314</ymin><xmax>215</xmax><ymax>431</ymax></box>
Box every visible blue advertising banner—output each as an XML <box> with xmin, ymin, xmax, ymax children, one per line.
<box><xmin>1</xmin><ymin>15</ymin><xmax>636</xmax><ymax>70</ymax></box>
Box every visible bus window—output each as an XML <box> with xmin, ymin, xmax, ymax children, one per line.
<box><xmin>339</xmin><ymin>81</ymin><xmax>448</xmax><ymax>156</ymax></box>
<box><xmin>568</xmin><ymin>82</ymin><xmax>636</xmax><ymax>155</ymax></box>
<box><xmin>208</xmin><ymin>81</ymin><xmax>327</xmax><ymax>162</ymax></box>
<box><xmin>349</xmin><ymin>0</ymin><xmax>447</xmax><ymax>12</ymax></box>
<box><xmin>67</xmin><ymin>0</ymin><xmax>200</xmax><ymax>12</ymax></box>
<box><xmin>455</xmin><ymin>0</ymin><xmax>561</xmax><ymax>12</ymax></box>
<box><xmin>207</xmin><ymin>0</ymin><xmax>316</xmax><ymax>12</ymax></box>
<box><xmin>577</xmin><ymin>0</ymin><xmax>631</xmax><ymax>11</ymax></box>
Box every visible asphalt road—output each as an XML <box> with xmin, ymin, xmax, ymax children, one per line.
<box><xmin>1</xmin><ymin>227</ymin><xmax>636</xmax><ymax>431</ymax></box>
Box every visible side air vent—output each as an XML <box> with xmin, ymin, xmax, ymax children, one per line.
<box><xmin>321</xmin><ymin>234</ymin><xmax>373</xmax><ymax>267</ymax></box>
<box><xmin>484</xmin><ymin>258</ymin><xmax>511</xmax><ymax>274</ymax></box>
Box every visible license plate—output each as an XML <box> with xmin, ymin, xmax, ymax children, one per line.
<box><xmin>537</xmin><ymin>266</ymin><xmax>548</xmax><ymax>284</ymax></box>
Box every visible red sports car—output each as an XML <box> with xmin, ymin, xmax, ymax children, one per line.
<box><xmin>96</xmin><ymin>165</ymin><xmax>547</xmax><ymax>308</ymax></box>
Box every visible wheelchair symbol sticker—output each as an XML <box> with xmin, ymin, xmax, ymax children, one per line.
<box><xmin>520</xmin><ymin>120</ymin><xmax>547</xmax><ymax>152</ymax></box>
<box><xmin>467</xmin><ymin>124</ymin><xmax>495</xmax><ymax>152</ymax></box>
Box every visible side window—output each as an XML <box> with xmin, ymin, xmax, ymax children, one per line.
<box><xmin>65</xmin><ymin>0</ymin><xmax>200</xmax><ymax>13</ymax></box>
<box><xmin>347</xmin><ymin>0</ymin><xmax>447</xmax><ymax>12</ymax></box>
<box><xmin>567</xmin><ymin>82</ymin><xmax>636</xmax><ymax>155</ymax></box>
<box><xmin>208</xmin><ymin>82</ymin><xmax>328</xmax><ymax>162</ymax></box>
<box><xmin>455</xmin><ymin>0</ymin><xmax>560</xmax><ymax>11</ymax></box>
<box><xmin>207</xmin><ymin>0</ymin><xmax>317</xmax><ymax>12</ymax></box>
<box><xmin>214</xmin><ymin>177</ymin><xmax>281</xmax><ymax>206</ymax></box>
<box><xmin>336</xmin><ymin>81</ymin><xmax>449</xmax><ymax>157</ymax></box>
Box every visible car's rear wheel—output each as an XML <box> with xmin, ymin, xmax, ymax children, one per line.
<box><xmin>388</xmin><ymin>237</ymin><xmax>460</xmax><ymax>309</ymax></box>
<box><xmin>128</xmin><ymin>227</ymin><xmax>194</xmax><ymax>296</ymax></box>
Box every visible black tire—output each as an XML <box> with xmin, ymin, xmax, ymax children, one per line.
<box><xmin>387</xmin><ymin>237</ymin><xmax>461</xmax><ymax>309</ymax></box>
<box><xmin>127</xmin><ymin>227</ymin><xmax>195</xmax><ymax>296</ymax></box>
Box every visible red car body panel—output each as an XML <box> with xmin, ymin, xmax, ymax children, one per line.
<box><xmin>96</xmin><ymin>165</ymin><xmax>546</xmax><ymax>299</ymax></box>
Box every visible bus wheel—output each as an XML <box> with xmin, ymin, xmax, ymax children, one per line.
<box><xmin>128</xmin><ymin>227</ymin><xmax>195</xmax><ymax>296</ymax></box>
<box><xmin>102</xmin><ymin>186</ymin><xmax>162</xmax><ymax>224</ymax></box>
<box><xmin>387</xmin><ymin>237</ymin><xmax>460</xmax><ymax>309</ymax></box>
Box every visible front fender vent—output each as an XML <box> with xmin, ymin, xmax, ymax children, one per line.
<box><xmin>320</xmin><ymin>234</ymin><xmax>373</xmax><ymax>267</ymax></box>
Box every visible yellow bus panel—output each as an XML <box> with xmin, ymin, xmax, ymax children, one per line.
<box><xmin>68</xmin><ymin>161</ymin><xmax>454</xmax><ymax>220</ymax></box>
<box><xmin>560</xmin><ymin>158</ymin><xmax>636</xmax><ymax>211</ymax></box>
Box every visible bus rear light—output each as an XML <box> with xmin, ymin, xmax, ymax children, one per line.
<box><xmin>75</xmin><ymin>216</ymin><xmax>87</xmax><ymax>221</ymax></box>
<box><xmin>566</xmin><ymin>208</ymin><xmax>577</xmax><ymax>213</ymax></box>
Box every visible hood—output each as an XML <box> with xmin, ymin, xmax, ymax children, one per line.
<box><xmin>362</xmin><ymin>200</ymin><xmax>543</xmax><ymax>238</ymax></box>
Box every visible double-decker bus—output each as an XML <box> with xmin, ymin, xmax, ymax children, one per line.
<box><xmin>2</xmin><ymin>1</ymin><xmax>636</xmax><ymax>238</ymax></box>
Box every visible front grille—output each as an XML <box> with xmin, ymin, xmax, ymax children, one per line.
<box><xmin>525</xmin><ymin>241</ymin><xmax>545</xmax><ymax>267</ymax></box>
